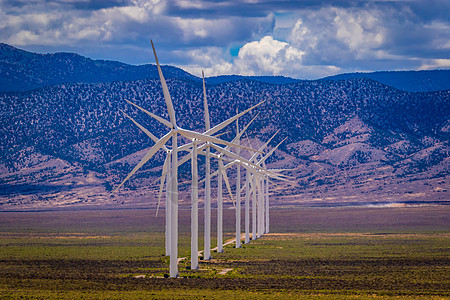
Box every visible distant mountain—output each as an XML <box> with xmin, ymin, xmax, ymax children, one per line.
<box><xmin>0</xmin><ymin>43</ymin><xmax>198</xmax><ymax>93</ymax></box>
<box><xmin>0</xmin><ymin>75</ymin><xmax>448</xmax><ymax>210</ymax></box>
<box><xmin>205</xmin><ymin>75</ymin><xmax>301</xmax><ymax>85</ymax></box>
<box><xmin>323</xmin><ymin>70</ymin><xmax>450</xmax><ymax>92</ymax></box>
<box><xmin>2</xmin><ymin>43</ymin><xmax>449</xmax><ymax>93</ymax></box>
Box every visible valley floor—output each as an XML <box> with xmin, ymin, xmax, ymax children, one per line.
<box><xmin>0</xmin><ymin>206</ymin><xmax>449</xmax><ymax>299</ymax></box>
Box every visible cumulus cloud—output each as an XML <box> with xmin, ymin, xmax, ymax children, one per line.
<box><xmin>1</xmin><ymin>1</ymin><xmax>163</xmax><ymax>46</ymax></box>
<box><xmin>234</xmin><ymin>36</ymin><xmax>304</xmax><ymax>75</ymax></box>
<box><xmin>286</xmin><ymin>7</ymin><xmax>388</xmax><ymax>66</ymax></box>
<box><xmin>180</xmin><ymin>36</ymin><xmax>339</xmax><ymax>79</ymax></box>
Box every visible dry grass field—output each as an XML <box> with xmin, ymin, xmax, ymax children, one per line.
<box><xmin>0</xmin><ymin>206</ymin><xmax>449</xmax><ymax>299</ymax></box>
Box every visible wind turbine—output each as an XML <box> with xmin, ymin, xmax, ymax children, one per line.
<box><xmin>119</xmin><ymin>109</ymin><xmax>173</xmax><ymax>256</ymax></box>
<box><xmin>239</xmin><ymin>132</ymin><xmax>287</xmax><ymax>240</ymax></box>
<box><xmin>253</xmin><ymin>137</ymin><xmax>288</xmax><ymax>238</ymax></box>
<box><xmin>204</xmin><ymin>133</ymin><xmax>285</xmax><ymax>244</ymax></box>
<box><xmin>190</xmin><ymin>137</ymin><xmax>199</xmax><ymax>269</ymax></box>
<box><xmin>244</xmin><ymin>131</ymin><xmax>277</xmax><ymax>240</ymax></box>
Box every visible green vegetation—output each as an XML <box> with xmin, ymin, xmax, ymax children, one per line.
<box><xmin>0</xmin><ymin>207</ymin><xmax>449</xmax><ymax>299</ymax></box>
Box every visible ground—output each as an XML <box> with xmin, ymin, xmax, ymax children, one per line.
<box><xmin>0</xmin><ymin>206</ymin><xmax>449</xmax><ymax>299</ymax></box>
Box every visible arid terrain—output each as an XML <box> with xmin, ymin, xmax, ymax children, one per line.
<box><xmin>1</xmin><ymin>206</ymin><xmax>448</xmax><ymax>299</ymax></box>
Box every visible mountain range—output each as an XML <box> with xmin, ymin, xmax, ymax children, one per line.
<box><xmin>0</xmin><ymin>43</ymin><xmax>448</xmax><ymax>211</ymax></box>
<box><xmin>2</xmin><ymin>43</ymin><xmax>450</xmax><ymax>93</ymax></box>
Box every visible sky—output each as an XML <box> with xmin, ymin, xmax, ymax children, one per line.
<box><xmin>1</xmin><ymin>0</ymin><xmax>449</xmax><ymax>79</ymax></box>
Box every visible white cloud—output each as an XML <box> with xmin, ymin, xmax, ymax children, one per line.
<box><xmin>179</xmin><ymin>36</ymin><xmax>306</xmax><ymax>77</ymax></box>
<box><xmin>233</xmin><ymin>36</ymin><xmax>304</xmax><ymax>75</ymax></box>
<box><xmin>174</xmin><ymin>18</ymin><xmax>224</xmax><ymax>40</ymax></box>
<box><xmin>175</xmin><ymin>47</ymin><xmax>233</xmax><ymax>76</ymax></box>
<box><xmin>287</xmin><ymin>7</ymin><xmax>388</xmax><ymax>66</ymax></box>
<box><xmin>419</xmin><ymin>59</ymin><xmax>450</xmax><ymax>70</ymax></box>
<box><xmin>333</xmin><ymin>9</ymin><xmax>385</xmax><ymax>55</ymax></box>
<box><xmin>180</xmin><ymin>36</ymin><xmax>340</xmax><ymax>79</ymax></box>
<box><xmin>174</xmin><ymin>0</ymin><xmax>205</xmax><ymax>9</ymax></box>
<box><xmin>1</xmin><ymin>0</ymin><xmax>167</xmax><ymax>47</ymax></box>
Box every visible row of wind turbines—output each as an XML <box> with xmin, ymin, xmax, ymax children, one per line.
<box><xmin>113</xmin><ymin>42</ymin><xmax>289</xmax><ymax>278</ymax></box>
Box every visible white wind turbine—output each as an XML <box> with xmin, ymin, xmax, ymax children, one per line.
<box><xmin>199</xmin><ymin>136</ymin><xmax>267</xmax><ymax>253</ymax></box>
<box><xmin>243</xmin><ymin>131</ymin><xmax>278</xmax><ymax>240</ymax></box>
<box><xmin>263</xmin><ymin>163</ymin><xmax>270</xmax><ymax>234</ymax></box>
<box><xmin>118</xmin><ymin>109</ymin><xmax>173</xmax><ymax>256</ymax></box>
<box><xmin>113</xmin><ymin>41</ymin><xmax>265</xmax><ymax>276</ymax></box>
<box><xmin>251</xmin><ymin>138</ymin><xmax>288</xmax><ymax>238</ymax></box>
<box><xmin>164</xmin><ymin>100</ymin><xmax>262</xmax><ymax>266</ymax></box>
<box><xmin>202</xmin><ymin>71</ymin><xmax>212</xmax><ymax>260</ymax></box>
<box><xmin>209</xmin><ymin>121</ymin><xmax>259</xmax><ymax>253</ymax></box>
<box><xmin>119</xmin><ymin>109</ymin><xmax>206</xmax><ymax>262</ymax></box>
<box><xmin>239</xmin><ymin>132</ymin><xmax>288</xmax><ymax>240</ymax></box>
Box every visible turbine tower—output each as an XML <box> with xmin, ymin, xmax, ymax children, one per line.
<box><xmin>235</xmin><ymin>112</ymin><xmax>241</xmax><ymax>248</ymax></box>
<box><xmin>202</xmin><ymin>71</ymin><xmax>212</xmax><ymax>260</ymax></box>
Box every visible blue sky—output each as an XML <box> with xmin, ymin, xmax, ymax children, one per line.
<box><xmin>1</xmin><ymin>0</ymin><xmax>449</xmax><ymax>79</ymax></box>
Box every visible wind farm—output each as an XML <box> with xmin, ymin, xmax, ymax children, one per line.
<box><xmin>110</xmin><ymin>42</ymin><xmax>285</xmax><ymax>278</ymax></box>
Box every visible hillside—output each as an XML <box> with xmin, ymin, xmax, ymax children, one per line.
<box><xmin>0</xmin><ymin>76</ymin><xmax>448</xmax><ymax>210</ymax></box>
<box><xmin>323</xmin><ymin>70</ymin><xmax>450</xmax><ymax>92</ymax></box>
<box><xmin>0</xmin><ymin>43</ymin><xmax>198</xmax><ymax>93</ymax></box>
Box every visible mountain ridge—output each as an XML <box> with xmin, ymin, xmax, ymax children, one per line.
<box><xmin>1</xmin><ymin>43</ymin><xmax>449</xmax><ymax>93</ymax></box>
<box><xmin>323</xmin><ymin>70</ymin><xmax>450</xmax><ymax>92</ymax></box>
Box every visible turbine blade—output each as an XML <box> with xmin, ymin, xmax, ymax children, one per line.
<box><xmin>225</xmin><ymin>113</ymin><xmax>259</xmax><ymax>151</ymax></box>
<box><xmin>239</xmin><ymin>113</ymin><xmax>259</xmax><ymax>138</ymax></box>
<box><xmin>178</xmin><ymin>142</ymin><xmax>193</xmax><ymax>152</ymax></box>
<box><xmin>151</xmin><ymin>40</ymin><xmax>177</xmax><ymax>127</ymax></box>
<box><xmin>258</xmin><ymin>137</ymin><xmax>287</xmax><ymax>165</ymax></box>
<box><xmin>176</xmin><ymin>143</ymin><xmax>208</xmax><ymax>168</ymax></box>
<box><xmin>220</xmin><ymin>160</ymin><xmax>235</xmax><ymax>207</ymax></box>
<box><xmin>120</xmin><ymin>110</ymin><xmax>170</xmax><ymax>152</ymax></box>
<box><xmin>269</xmin><ymin>168</ymin><xmax>293</xmax><ymax>172</ymax></box>
<box><xmin>111</xmin><ymin>131</ymin><xmax>172</xmax><ymax>194</ymax></box>
<box><xmin>210</xmin><ymin>144</ymin><xmax>246</xmax><ymax>163</ymax></box>
<box><xmin>213</xmin><ymin>131</ymin><xmax>230</xmax><ymax>138</ymax></box>
<box><xmin>249</xmin><ymin>130</ymin><xmax>280</xmax><ymax>162</ymax></box>
<box><xmin>245</xmin><ymin>131</ymin><xmax>253</xmax><ymax>150</ymax></box>
<box><xmin>178</xmin><ymin>128</ymin><xmax>260</xmax><ymax>153</ymax></box>
<box><xmin>204</xmin><ymin>100</ymin><xmax>265</xmax><ymax>136</ymax></box>
<box><xmin>125</xmin><ymin>99</ymin><xmax>172</xmax><ymax>129</ymax></box>
<box><xmin>209</xmin><ymin>145</ymin><xmax>268</xmax><ymax>177</ymax></box>
<box><xmin>156</xmin><ymin>155</ymin><xmax>170</xmax><ymax>216</ymax></box>
<box><xmin>203</xmin><ymin>71</ymin><xmax>211</xmax><ymax>131</ymax></box>
<box><xmin>224</xmin><ymin>160</ymin><xmax>237</xmax><ymax>170</ymax></box>
<box><xmin>198</xmin><ymin>157</ymin><xmax>236</xmax><ymax>184</ymax></box>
